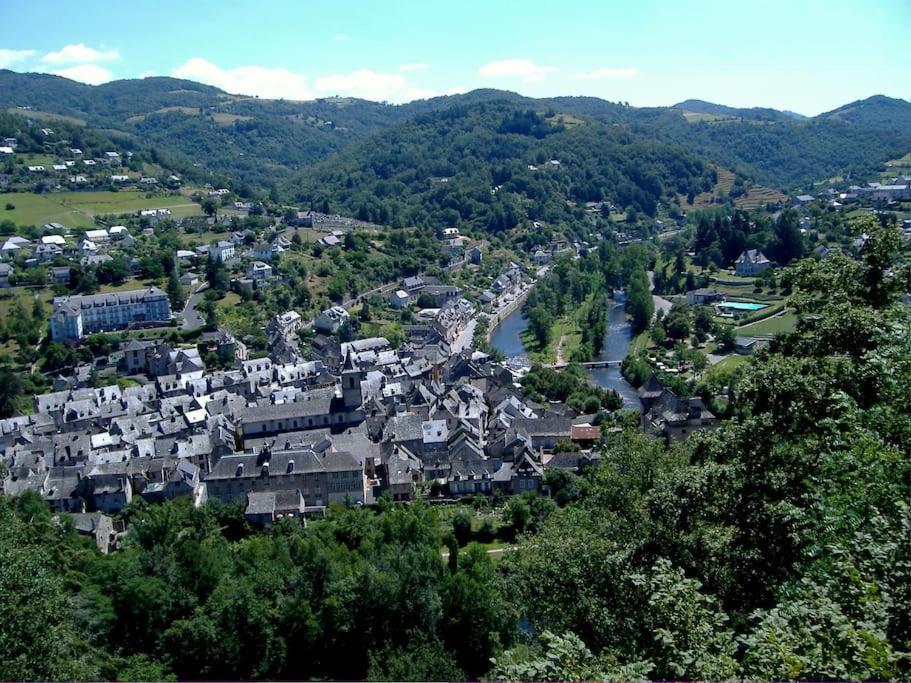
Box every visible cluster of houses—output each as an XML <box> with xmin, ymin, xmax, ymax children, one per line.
<box><xmin>793</xmin><ymin>177</ymin><xmax>911</xmax><ymax>210</ymax></box>
<box><xmin>1</xmin><ymin>139</ymin><xmax>180</xmax><ymax>190</ymax></box>
<box><xmin>1</xmin><ymin>223</ymin><xmax>138</xmax><ymax>272</ymax></box>
<box><xmin>3</xmin><ymin>309</ymin><xmax>724</xmax><ymax>548</ymax></box>
<box><xmin>1</xmin><ymin>320</ymin><xmax>631</xmax><ymax>538</ymax></box>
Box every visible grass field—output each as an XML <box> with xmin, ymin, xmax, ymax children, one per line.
<box><xmin>737</xmin><ymin>310</ymin><xmax>798</xmax><ymax>336</ymax></box>
<box><xmin>628</xmin><ymin>330</ymin><xmax>650</xmax><ymax>355</ymax></box>
<box><xmin>681</xmin><ymin>111</ymin><xmax>737</xmax><ymax>123</ymax></box>
<box><xmin>6</xmin><ymin>107</ymin><xmax>86</xmax><ymax>127</ymax></box>
<box><xmin>126</xmin><ymin>106</ymin><xmax>200</xmax><ymax>124</ymax></box>
<box><xmin>711</xmin><ymin>354</ymin><xmax>750</xmax><ymax>373</ymax></box>
<box><xmin>0</xmin><ymin>287</ymin><xmax>53</xmax><ymax>319</ymax></box>
<box><xmin>1</xmin><ymin>190</ymin><xmax>202</xmax><ymax>228</ymax></box>
<box><xmin>213</xmin><ymin>113</ymin><xmax>254</xmax><ymax>125</ymax></box>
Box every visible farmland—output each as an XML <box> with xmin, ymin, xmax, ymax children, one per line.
<box><xmin>0</xmin><ymin>190</ymin><xmax>202</xmax><ymax>228</ymax></box>
<box><xmin>735</xmin><ymin>185</ymin><xmax>788</xmax><ymax>209</ymax></box>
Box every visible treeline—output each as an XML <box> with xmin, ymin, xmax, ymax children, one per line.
<box><xmin>522</xmin><ymin>364</ymin><xmax>622</xmax><ymax>413</ymax></box>
<box><xmin>0</xmin><ymin>494</ymin><xmax>514</xmax><ymax>681</ymax></box>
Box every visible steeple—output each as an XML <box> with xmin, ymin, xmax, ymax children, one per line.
<box><xmin>341</xmin><ymin>349</ymin><xmax>363</xmax><ymax>409</ymax></box>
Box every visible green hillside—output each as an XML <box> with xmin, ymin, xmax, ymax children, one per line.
<box><xmin>289</xmin><ymin>101</ymin><xmax>715</xmax><ymax>229</ymax></box>
<box><xmin>1</xmin><ymin>70</ymin><xmax>909</xmax><ymax>200</ymax></box>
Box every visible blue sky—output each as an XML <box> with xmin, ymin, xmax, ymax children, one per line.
<box><xmin>1</xmin><ymin>0</ymin><xmax>908</xmax><ymax>115</ymax></box>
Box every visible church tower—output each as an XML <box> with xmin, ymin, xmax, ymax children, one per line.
<box><xmin>341</xmin><ymin>350</ymin><xmax>364</xmax><ymax>409</ymax></box>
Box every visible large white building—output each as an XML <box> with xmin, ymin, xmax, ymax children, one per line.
<box><xmin>51</xmin><ymin>287</ymin><xmax>171</xmax><ymax>342</ymax></box>
<box><xmin>314</xmin><ymin>306</ymin><xmax>350</xmax><ymax>333</ymax></box>
<box><xmin>208</xmin><ymin>240</ymin><xmax>235</xmax><ymax>262</ymax></box>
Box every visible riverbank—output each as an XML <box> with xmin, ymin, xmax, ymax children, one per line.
<box><xmin>489</xmin><ymin>293</ymin><xmax>641</xmax><ymax>408</ymax></box>
<box><xmin>485</xmin><ymin>284</ymin><xmax>534</xmax><ymax>343</ymax></box>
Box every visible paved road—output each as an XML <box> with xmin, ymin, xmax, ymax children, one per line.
<box><xmin>646</xmin><ymin>270</ymin><xmax>674</xmax><ymax>318</ymax></box>
<box><xmin>653</xmin><ymin>294</ymin><xmax>673</xmax><ymax>316</ymax></box>
<box><xmin>181</xmin><ymin>283</ymin><xmax>208</xmax><ymax>331</ymax></box>
<box><xmin>451</xmin><ymin>318</ymin><xmax>477</xmax><ymax>354</ymax></box>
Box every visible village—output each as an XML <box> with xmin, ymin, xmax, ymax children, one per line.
<box><xmin>1</xmin><ymin>134</ymin><xmax>910</xmax><ymax>553</ymax></box>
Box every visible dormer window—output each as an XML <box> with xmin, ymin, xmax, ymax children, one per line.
<box><xmin>235</xmin><ymin>463</ymin><xmax>244</xmax><ymax>477</ymax></box>
<box><xmin>287</xmin><ymin>460</ymin><xmax>295</xmax><ymax>474</ymax></box>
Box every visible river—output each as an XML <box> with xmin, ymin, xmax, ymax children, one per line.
<box><xmin>489</xmin><ymin>299</ymin><xmax>640</xmax><ymax>408</ymax></box>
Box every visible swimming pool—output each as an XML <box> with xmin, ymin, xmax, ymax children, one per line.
<box><xmin>719</xmin><ymin>301</ymin><xmax>767</xmax><ymax>311</ymax></box>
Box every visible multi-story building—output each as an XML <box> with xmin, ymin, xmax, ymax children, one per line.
<box><xmin>204</xmin><ymin>447</ymin><xmax>366</xmax><ymax>508</ymax></box>
<box><xmin>50</xmin><ymin>287</ymin><xmax>171</xmax><ymax>342</ymax></box>
<box><xmin>208</xmin><ymin>240</ymin><xmax>235</xmax><ymax>262</ymax></box>
<box><xmin>314</xmin><ymin>306</ymin><xmax>350</xmax><ymax>333</ymax></box>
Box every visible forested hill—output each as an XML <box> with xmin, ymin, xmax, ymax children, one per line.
<box><xmin>1</xmin><ymin>69</ymin><xmax>909</xmax><ymax>194</ymax></box>
<box><xmin>672</xmin><ymin>98</ymin><xmax>802</xmax><ymax>122</ymax></box>
<box><xmin>819</xmin><ymin>94</ymin><xmax>911</xmax><ymax>128</ymax></box>
<box><xmin>0</xmin><ymin>70</ymin><xmax>412</xmax><ymax>190</ymax></box>
<box><xmin>288</xmin><ymin>102</ymin><xmax>716</xmax><ymax>230</ymax></box>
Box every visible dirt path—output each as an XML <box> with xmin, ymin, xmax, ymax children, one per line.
<box><xmin>554</xmin><ymin>332</ymin><xmax>567</xmax><ymax>365</ymax></box>
<box><xmin>441</xmin><ymin>546</ymin><xmax>516</xmax><ymax>559</ymax></box>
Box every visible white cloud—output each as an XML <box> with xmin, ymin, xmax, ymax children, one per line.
<box><xmin>315</xmin><ymin>69</ymin><xmax>435</xmax><ymax>102</ymax></box>
<box><xmin>444</xmin><ymin>85</ymin><xmax>468</xmax><ymax>96</ymax></box>
<box><xmin>172</xmin><ymin>58</ymin><xmax>314</xmax><ymax>100</ymax></box>
<box><xmin>333</xmin><ymin>34</ymin><xmax>348</xmax><ymax>42</ymax></box>
<box><xmin>571</xmin><ymin>67</ymin><xmax>637</xmax><ymax>80</ymax></box>
<box><xmin>42</xmin><ymin>43</ymin><xmax>119</xmax><ymax>65</ymax></box>
<box><xmin>171</xmin><ymin>59</ymin><xmax>435</xmax><ymax>103</ymax></box>
<box><xmin>0</xmin><ymin>48</ymin><xmax>36</xmax><ymax>68</ymax></box>
<box><xmin>479</xmin><ymin>58</ymin><xmax>556</xmax><ymax>83</ymax></box>
<box><xmin>398</xmin><ymin>62</ymin><xmax>428</xmax><ymax>73</ymax></box>
<box><xmin>51</xmin><ymin>64</ymin><xmax>114</xmax><ymax>85</ymax></box>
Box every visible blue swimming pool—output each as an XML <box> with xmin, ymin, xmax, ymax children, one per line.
<box><xmin>719</xmin><ymin>301</ymin><xmax>767</xmax><ymax>311</ymax></box>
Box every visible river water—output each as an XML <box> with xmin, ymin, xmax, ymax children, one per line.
<box><xmin>489</xmin><ymin>300</ymin><xmax>640</xmax><ymax>408</ymax></box>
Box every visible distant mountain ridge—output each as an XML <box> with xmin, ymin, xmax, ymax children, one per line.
<box><xmin>672</xmin><ymin>99</ymin><xmax>801</xmax><ymax>122</ymax></box>
<box><xmin>0</xmin><ymin>69</ymin><xmax>909</xmax><ymax>193</ymax></box>
<box><xmin>818</xmin><ymin>94</ymin><xmax>911</xmax><ymax>128</ymax></box>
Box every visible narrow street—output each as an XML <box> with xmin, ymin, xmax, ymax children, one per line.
<box><xmin>180</xmin><ymin>283</ymin><xmax>208</xmax><ymax>330</ymax></box>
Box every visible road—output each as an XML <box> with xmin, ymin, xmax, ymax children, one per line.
<box><xmin>653</xmin><ymin>294</ymin><xmax>673</xmax><ymax>316</ymax></box>
<box><xmin>181</xmin><ymin>283</ymin><xmax>208</xmax><ymax>331</ymax></box>
<box><xmin>646</xmin><ymin>270</ymin><xmax>674</xmax><ymax>318</ymax></box>
<box><xmin>451</xmin><ymin>318</ymin><xmax>477</xmax><ymax>354</ymax></box>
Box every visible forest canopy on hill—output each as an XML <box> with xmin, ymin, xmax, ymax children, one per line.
<box><xmin>289</xmin><ymin>103</ymin><xmax>715</xmax><ymax>230</ymax></box>
<box><xmin>2</xmin><ymin>71</ymin><xmax>909</xmax><ymax>200</ymax></box>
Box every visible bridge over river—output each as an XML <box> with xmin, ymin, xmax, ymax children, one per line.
<box><xmin>489</xmin><ymin>301</ymin><xmax>640</xmax><ymax>408</ymax></box>
<box><xmin>545</xmin><ymin>360</ymin><xmax>623</xmax><ymax>370</ymax></box>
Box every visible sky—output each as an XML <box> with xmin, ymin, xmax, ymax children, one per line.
<box><xmin>0</xmin><ymin>0</ymin><xmax>909</xmax><ymax>115</ymax></box>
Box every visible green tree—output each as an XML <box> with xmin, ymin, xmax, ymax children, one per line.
<box><xmin>0</xmin><ymin>366</ymin><xmax>23</xmax><ymax>417</ymax></box>
<box><xmin>167</xmin><ymin>270</ymin><xmax>186</xmax><ymax>310</ymax></box>
<box><xmin>626</xmin><ymin>268</ymin><xmax>654</xmax><ymax>333</ymax></box>
<box><xmin>0</xmin><ymin>498</ymin><xmax>96</xmax><ymax>680</ymax></box>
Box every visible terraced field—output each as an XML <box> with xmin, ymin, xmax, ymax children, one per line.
<box><xmin>678</xmin><ymin>166</ymin><xmax>736</xmax><ymax>208</ymax></box>
<box><xmin>735</xmin><ymin>185</ymin><xmax>787</xmax><ymax>209</ymax></box>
